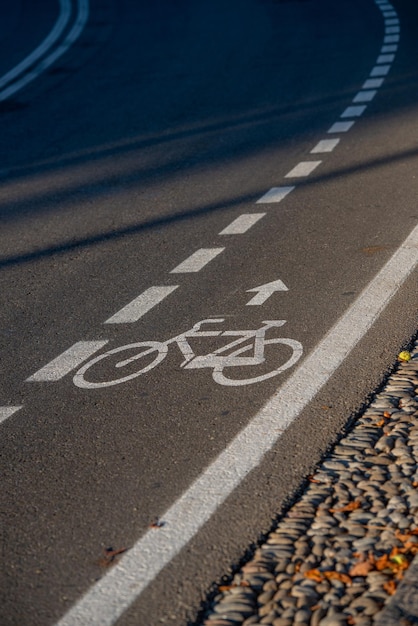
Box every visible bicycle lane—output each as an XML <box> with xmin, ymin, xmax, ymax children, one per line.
<box><xmin>1</xmin><ymin>0</ymin><xmax>418</xmax><ymax>624</ymax></box>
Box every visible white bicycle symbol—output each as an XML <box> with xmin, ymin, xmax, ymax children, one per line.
<box><xmin>73</xmin><ymin>318</ymin><xmax>303</xmax><ymax>388</ymax></box>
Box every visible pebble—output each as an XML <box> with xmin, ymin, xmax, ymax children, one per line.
<box><xmin>201</xmin><ymin>341</ymin><xmax>418</xmax><ymax>626</ymax></box>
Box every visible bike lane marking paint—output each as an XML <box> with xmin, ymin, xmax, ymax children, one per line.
<box><xmin>0</xmin><ymin>406</ymin><xmax>23</xmax><ymax>425</ymax></box>
<box><xmin>219</xmin><ymin>213</ymin><xmax>266</xmax><ymax>235</ymax></box>
<box><xmin>0</xmin><ymin>0</ymin><xmax>71</xmax><ymax>92</ymax></box>
<box><xmin>56</xmin><ymin>219</ymin><xmax>418</xmax><ymax>626</ymax></box>
<box><xmin>285</xmin><ymin>161</ymin><xmax>322</xmax><ymax>178</ymax></box>
<box><xmin>256</xmin><ymin>185</ymin><xmax>295</xmax><ymax>204</ymax></box>
<box><xmin>104</xmin><ymin>286</ymin><xmax>179</xmax><ymax>324</ymax></box>
<box><xmin>0</xmin><ymin>0</ymin><xmax>90</xmax><ymax>102</ymax></box>
<box><xmin>27</xmin><ymin>341</ymin><xmax>108</xmax><ymax>382</ymax></box>
<box><xmin>170</xmin><ymin>247</ymin><xmax>225</xmax><ymax>273</ymax></box>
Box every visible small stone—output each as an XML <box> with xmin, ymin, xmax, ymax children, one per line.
<box><xmin>318</xmin><ymin>613</ymin><xmax>348</xmax><ymax>626</ymax></box>
<box><xmin>294</xmin><ymin>608</ymin><xmax>311</xmax><ymax>623</ymax></box>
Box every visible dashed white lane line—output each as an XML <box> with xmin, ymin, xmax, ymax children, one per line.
<box><xmin>327</xmin><ymin>121</ymin><xmax>355</xmax><ymax>133</ymax></box>
<box><xmin>381</xmin><ymin>44</ymin><xmax>397</xmax><ymax>53</ymax></box>
<box><xmin>353</xmin><ymin>90</ymin><xmax>377</xmax><ymax>103</ymax></box>
<box><xmin>386</xmin><ymin>26</ymin><xmax>400</xmax><ymax>34</ymax></box>
<box><xmin>310</xmin><ymin>138</ymin><xmax>340</xmax><ymax>154</ymax></box>
<box><xmin>370</xmin><ymin>64</ymin><xmax>391</xmax><ymax>77</ymax></box>
<box><xmin>104</xmin><ymin>286</ymin><xmax>179</xmax><ymax>324</ymax></box>
<box><xmin>377</xmin><ymin>53</ymin><xmax>395</xmax><ymax>63</ymax></box>
<box><xmin>256</xmin><ymin>185</ymin><xmax>295</xmax><ymax>204</ymax></box>
<box><xmin>0</xmin><ymin>406</ymin><xmax>23</xmax><ymax>425</ymax></box>
<box><xmin>384</xmin><ymin>34</ymin><xmax>400</xmax><ymax>44</ymax></box>
<box><xmin>57</xmin><ymin>220</ymin><xmax>418</xmax><ymax>626</ymax></box>
<box><xmin>363</xmin><ymin>77</ymin><xmax>384</xmax><ymax>88</ymax></box>
<box><xmin>170</xmin><ymin>248</ymin><xmax>225</xmax><ymax>273</ymax></box>
<box><xmin>341</xmin><ymin>105</ymin><xmax>366</xmax><ymax>118</ymax></box>
<box><xmin>219</xmin><ymin>213</ymin><xmax>266</xmax><ymax>235</ymax></box>
<box><xmin>27</xmin><ymin>341</ymin><xmax>108</xmax><ymax>382</ymax></box>
<box><xmin>285</xmin><ymin>161</ymin><xmax>322</xmax><ymax>178</ymax></box>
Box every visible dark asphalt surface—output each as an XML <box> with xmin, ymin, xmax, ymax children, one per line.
<box><xmin>1</xmin><ymin>0</ymin><xmax>418</xmax><ymax>624</ymax></box>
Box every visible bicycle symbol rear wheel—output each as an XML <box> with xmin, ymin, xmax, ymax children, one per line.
<box><xmin>212</xmin><ymin>337</ymin><xmax>302</xmax><ymax>386</ymax></box>
<box><xmin>73</xmin><ymin>341</ymin><xmax>166</xmax><ymax>389</ymax></box>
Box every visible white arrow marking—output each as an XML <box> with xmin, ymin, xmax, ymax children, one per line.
<box><xmin>246</xmin><ymin>279</ymin><xmax>288</xmax><ymax>306</ymax></box>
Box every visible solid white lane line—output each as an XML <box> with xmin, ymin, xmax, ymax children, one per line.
<box><xmin>0</xmin><ymin>0</ymin><xmax>90</xmax><ymax>102</ymax></box>
<box><xmin>27</xmin><ymin>341</ymin><xmax>109</xmax><ymax>382</ymax></box>
<box><xmin>0</xmin><ymin>406</ymin><xmax>23</xmax><ymax>425</ymax></box>
<box><xmin>363</xmin><ymin>78</ymin><xmax>384</xmax><ymax>88</ymax></box>
<box><xmin>341</xmin><ymin>105</ymin><xmax>367</xmax><ymax>118</ymax></box>
<box><xmin>0</xmin><ymin>0</ymin><xmax>71</xmax><ymax>91</ymax></box>
<box><xmin>56</xmin><ymin>219</ymin><xmax>418</xmax><ymax>626</ymax></box>
<box><xmin>327</xmin><ymin>121</ymin><xmax>355</xmax><ymax>133</ymax></box>
<box><xmin>219</xmin><ymin>214</ymin><xmax>266</xmax><ymax>235</ymax></box>
<box><xmin>170</xmin><ymin>248</ymin><xmax>225</xmax><ymax>273</ymax></box>
<box><xmin>256</xmin><ymin>186</ymin><xmax>295</xmax><ymax>204</ymax></box>
<box><xmin>285</xmin><ymin>161</ymin><xmax>321</xmax><ymax>178</ymax></box>
<box><xmin>353</xmin><ymin>90</ymin><xmax>377</xmax><ymax>103</ymax></box>
<box><xmin>377</xmin><ymin>54</ymin><xmax>395</xmax><ymax>63</ymax></box>
<box><xmin>310</xmin><ymin>138</ymin><xmax>340</xmax><ymax>154</ymax></box>
<box><xmin>370</xmin><ymin>65</ymin><xmax>391</xmax><ymax>77</ymax></box>
<box><xmin>105</xmin><ymin>286</ymin><xmax>179</xmax><ymax>324</ymax></box>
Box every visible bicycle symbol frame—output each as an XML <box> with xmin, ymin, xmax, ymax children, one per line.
<box><xmin>73</xmin><ymin>318</ymin><xmax>303</xmax><ymax>388</ymax></box>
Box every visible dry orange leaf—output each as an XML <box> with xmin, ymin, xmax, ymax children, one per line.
<box><xmin>324</xmin><ymin>571</ymin><xmax>352</xmax><ymax>585</ymax></box>
<box><xmin>349</xmin><ymin>560</ymin><xmax>373</xmax><ymax>577</ymax></box>
<box><xmin>375</xmin><ymin>419</ymin><xmax>386</xmax><ymax>427</ymax></box>
<box><xmin>383</xmin><ymin>411</ymin><xmax>391</xmax><ymax>418</ymax></box>
<box><xmin>330</xmin><ymin>500</ymin><xmax>361</xmax><ymax>513</ymax></box>
<box><xmin>304</xmin><ymin>569</ymin><xmax>323</xmax><ymax>583</ymax></box>
<box><xmin>384</xmin><ymin>580</ymin><xmax>397</xmax><ymax>595</ymax></box>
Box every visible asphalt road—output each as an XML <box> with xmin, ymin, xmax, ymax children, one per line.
<box><xmin>1</xmin><ymin>0</ymin><xmax>418</xmax><ymax>624</ymax></box>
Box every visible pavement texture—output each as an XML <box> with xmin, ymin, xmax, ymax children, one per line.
<box><xmin>196</xmin><ymin>338</ymin><xmax>418</xmax><ymax>626</ymax></box>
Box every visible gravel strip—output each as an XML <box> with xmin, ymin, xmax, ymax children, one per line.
<box><xmin>199</xmin><ymin>341</ymin><xmax>418</xmax><ymax>626</ymax></box>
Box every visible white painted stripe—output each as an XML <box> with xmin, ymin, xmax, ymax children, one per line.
<box><xmin>0</xmin><ymin>406</ymin><xmax>23</xmax><ymax>425</ymax></box>
<box><xmin>377</xmin><ymin>53</ymin><xmax>395</xmax><ymax>63</ymax></box>
<box><xmin>370</xmin><ymin>65</ymin><xmax>391</xmax><ymax>77</ymax></box>
<box><xmin>219</xmin><ymin>213</ymin><xmax>266</xmax><ymax>235</ymax></box>
<box><xmin>385</xmin><ymin>26</ymin><xmax>400</xmax><ymax>34</ymax></box>
<box><xmin>170</xmin><ymin>248</ymin><xmax>225</xmax><ymax>273</ymax></box>
<box><xmin>384</xmin><ymin>35</ymin><xmax>400</xmax><ymax>43</ymax></box>
<box><xmin>378</xmin><ymin>3</ymin><xmax>393</xmax><ymax>8</ymax></box>
<box><xmin>353</xmin><ymin>90</ymin><xmax>377</xmax><ymax>103</ymax></box>
<box><xmin>327</xmin><ymin>121</ymin><xmax>355</xmax><ymax>133</ymax></box>
<box><xmin>310</xmin><ymin>138</ymin><xmax>340</xmax><ymax>154</ymax></box>
<box><xmin>27</xmin><ymin>341</ymin><xmax>109</xmax><ymax>381</ymax></box>
<box><xmin>56</xmin><ymin>220</ymin><xmax>418</xmax><ymax>626</ymax></box>
<box><xmin>0</xmin><ymin>0</ymin><xmax>90</xmax><ymax>102</ymax></box>
<box><xmin>362</xmin><ymin>78</ymin><xmax>384</xmax><ymax>89</ymax></box>
<box><xmin>385</xmin><ymin>18</ymin><xmax>399</xmax><ymax>25</ymax></box>
<box><xmin>256</xmin><ymin>186</ymin><xmax>295</xmax><ymax>204</ymax></box>
<box><xmin>382</xmin><ymin>11</ymin><xmax>398</xmax><ymax>17</ymax></box>
<box><xmin>105</xmin><ymin>286</ymin><xmax>179</xmax><ymax>324</ymax></box>
<box><xmin>0</xmin><ymin>0</ymin><xmax>71</xmax><ymax>91</ymax></box>
<box><xmin>341</xmin><ymin>105</ymin><xmax>367</xmax><ymax>118</ymax></box>
<box><xmin>381</xmin><ymin>45</ymin><xmax>397</xmax><ymax>53</ymax></box>
<box><xmin>285</xmin><ymin>161</ymin><xmax>321</xmax><ymax>178</ymax></box>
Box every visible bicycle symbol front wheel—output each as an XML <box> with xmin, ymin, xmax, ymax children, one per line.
<box><xmin>212</xmin><ymin>337</ymin><xmax>303</xmax><ymax>386</ymax></box>
<box><xmin>73</xmin><ymin>341</ymin><xmax>166</xmax><ymax>389</ymax></box>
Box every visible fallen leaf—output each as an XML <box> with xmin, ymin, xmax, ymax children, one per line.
<box><xmin>324</xmin><ymin>571</ymin><xmax>352</xmax><ymax>585</ymax></box>
<box><xmin>349</xmin><ymin>561</ymin><xmax>373</xmax><ymax>577</ymax></box>
<box><xmin>383</xmin><ymin>411</ymin><xmax>391</xmax><ymax>418</ymax></box>
<box><xmin>330</xmin><ymin>500</ymin><xmax>361</xmax><ymax>513</ymax></box>
<box><xmin>384</xmin><ymin>580</ymin><xmax>397</xmax><ymax>595</ymax></box>
<box><xmin>304</xmin><ymin>569</ymin><xmax>323</xmax><ymax>583</ymax></box>
<box><xmin>398</xmin><ymin>351</ymin><xmax>412</xmax><ymax>362</ymax></box>
<box><xmin>375</xmin><ymin>419</ymin><xmax>386</xmax><ymax>427</ymax></box>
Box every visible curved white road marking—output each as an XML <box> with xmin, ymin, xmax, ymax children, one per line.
<box><xmin>0</xmin><ymin>0</ymin><xmax>71</xmax><ymax>91</ymax></box>
<box><xmin>0</xmin><ymin>0</ymin><xmax>90</xmax><ymax>102</ymax></box>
